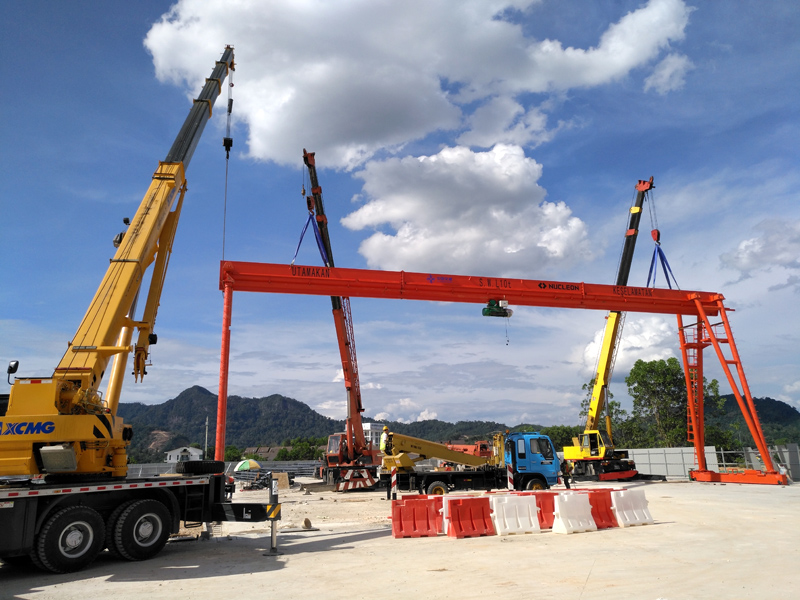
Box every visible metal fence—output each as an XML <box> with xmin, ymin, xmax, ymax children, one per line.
<box><xmin>620</xmin><ymin>444</ymin><xmax>799</xmax><ymax>481</ymax></box>
<box><xmin>126</xmin><ymin>463</ymin><xmax>178</xmax><ymax>478</ymax></box>
<box><xmin>743</xmin><ymin>443</ymin><xmax>799</xmax><ymax>480</ymax></box>
<box><xmin>621</xmin><ymin>446</ymin><xmax>718</xmax><ymax>479</ymax></box>
<box><xmin>127</xmin><ymin>460</ymin><xmax>322</xmax><ymax>479</ymax></box>
<box><xmin>224</xmin><ymin>460</ymin><xmax>321</xmax><ymax>477</ymax></box>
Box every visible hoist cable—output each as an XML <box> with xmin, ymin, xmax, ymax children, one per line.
<box><xmin>222</xmin><ymin>70</ymin><xmax>234</xmax><ymax>260</ymax></box>
<box><xmin>222</xmin><ymin>158</ymin><xmax>230</xmax><ymax>260</ymax></box>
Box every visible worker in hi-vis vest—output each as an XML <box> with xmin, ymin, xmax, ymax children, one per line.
<box><xmin>380</xmin><ymin>426</ymin><xmax>389</xmax><ymax>453</ymax></box>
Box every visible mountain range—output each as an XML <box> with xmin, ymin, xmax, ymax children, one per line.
<box><xmin>118</xmin><ymin>386</ymin><xmax>800</xmax><ymax>462</ymax></box>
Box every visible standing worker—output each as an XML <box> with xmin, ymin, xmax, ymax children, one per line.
<box><xmin>380</xmin><ymin>426</ymin><xmax>389</xmax><ymax>453</ymax></box>
<box><xmin>561</xmin><ymin>458</ymin><xmax>572</xmax><ymax>489</ymax></box>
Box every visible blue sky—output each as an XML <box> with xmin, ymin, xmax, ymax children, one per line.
<box><xmin>2</xmin><ymin>0</ymin><xmax>799</xmax><ymax>427</ymax></box>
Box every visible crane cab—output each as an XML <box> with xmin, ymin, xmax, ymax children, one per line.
<box><xmin>563</xmin><ymin>430</ymin><xmax>636</xmax><ymax>478</ymax></box>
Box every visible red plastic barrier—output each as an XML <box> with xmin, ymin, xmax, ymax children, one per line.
<box><xmin>403</xmin><ymin>495</ymin><xmax>443</xmax><ymax>532</ymax></box>
<box><xmin>532</xmin><ymin>492</ymin><xmax>558</xmax><ymax>529</ymax></box>
<box><xmin>586</xmin><ymin>489</ymin><xmax>618</xmax><ymax>529</ymax></box>
<box><xmin>447</xmin><ymin>497</ymin><xmax>496</xmax><ymax>538</ymax></box>
<box><xmin>391</xmin><ymin>497</ymin><xmax>441</xmax><ymax>538</ymax></box>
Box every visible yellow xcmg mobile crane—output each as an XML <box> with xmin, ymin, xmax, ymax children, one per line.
<box><xmin>563</xmin><ymin>177</ymin><xmax>654</xmax><ymax>480</ymax></box>
<box><xmin>1</xmin><ymin>47</ymin><xmax>279</xmax><ymax>575</ymax></box>
<box><xmin>2</xmin><ymin>47</ymin><xmax>236</xmax><ymax>477</ymax></box>
<box><xmin>0</xmin><ymin>47</ymin><xmax>234</xmax><ymax>477</ymax></box>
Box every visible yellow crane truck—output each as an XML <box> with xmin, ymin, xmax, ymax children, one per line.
<box><xmin>562</xmin><ymin>177</ymin><xmax>654</xmax><ymax>480</ymax></box>
<box><xmin>0</xmin><ymin>47</ymin><xmax>279</xmax><ymax>573</ymax></box>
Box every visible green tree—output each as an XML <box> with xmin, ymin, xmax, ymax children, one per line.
<box><xmin>539</xmin><ymin>425</ymin><xmax>583</xmax><ymax>452</ymax></box>
<box><xmin>274</xmin><ymin>437</ymin><xmax>326</xmax><ymax>461</ymax></box>
<box><xmin>626</xmin><ymin>358</ymin><xmax>686</xmax><ymax>447</ymax></box>
<box><xmin>224</xmin><ymin>445</ymin><xmax>242</xmax><ymax>462</ymax></box>
<box><xmin>274</xmin><ymin>447</ymin><xmax>292</xmax><ymax>461</ymax></box>
<box><xmin>625</xmin><ymin>357</ymin><xmax>722</xmax><ymax>448</ymax></box>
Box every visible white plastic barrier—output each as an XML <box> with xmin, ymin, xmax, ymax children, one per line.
<box><xmin>552</xmin><ymin>492</ymin><xmax>597</xmax><ymax>534</ymax></box>
<box><xmin>489</xmin><ymin>495</ymin><xmax>541</xmax><ymax>535</ymax></box>
<box><xmin>610</xmin><ymin>489</ymin><xmax>654</xmax><ymax>527</ymax></box>
<box><xmin>440</xmin><ymin>495</ymin><xmax>457</xmax><ymax>535</ymax></box>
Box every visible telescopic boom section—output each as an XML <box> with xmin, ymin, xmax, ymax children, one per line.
<box><xmin>302</xmin><ymin>150</ymin><xmax>367</xmax><ymax>461</ymax></box>
<box><xmin>584</xmin><ymin>177</ymin><xmax>653</xmax><ymax>434</ymax></box>
<box><xmin>1</xmin><ymin>47</ymin><xmax>234</xmax><ymax>478</ymax></box>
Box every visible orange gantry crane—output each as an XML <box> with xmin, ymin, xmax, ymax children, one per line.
<box><xmin>217</xmin><ymin>258</ymin><xmax>787</xmax><ymax>486</ymax></box>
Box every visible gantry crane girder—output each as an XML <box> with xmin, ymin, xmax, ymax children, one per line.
<box><xmin>217</xmin><ymin>260</ymin><xmax>788</xmax><ymax>486</ymax></box>
<box><xmin>219</xmin><ymin>261</ymin><xmax>722</xmax><ymax>315</ymax></box>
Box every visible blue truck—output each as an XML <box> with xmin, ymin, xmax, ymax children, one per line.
<box><xmin>379</xmin><ymin>431</ymin><xmax>561</xmax><ymax>494</ymax></box>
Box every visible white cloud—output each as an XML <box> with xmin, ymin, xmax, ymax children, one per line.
<box><xmin>720</xmin><ymin>219</ymin><xmax>800</xmax><ymax>286</ymax></box>
<box><xmin>342</xmin><ymin>144</ymin><xmax>592</xmax><ymax>275</ymax></box>
<box><xmin>644</xmin><ymin>53</ymin><xmax>695</xmax><ymax>94</ymax></box>
<box><xmin>417</xmin><ymin>409</ymin><xmax>438</xmax><ymax>421</ymax></box>
<box><xmin>371</xmin><ymin>397</ymin><xmax>437</xmax><ymax>424</ymax></box>
<box><xmin>333</xmin><ymin>369</ymin><xmax>382</xmax><ymax>389</ymax></box>
<box><xmin>456</xmin><ymin>97</ymin><xmax>562</xmax><ymax>148</ymax></box>
<box><xmin>580</xmin><ymin>315</ymin><xmax>676</xmax><ymax>378</ymax></box>
<box><xmin>144</xmin><ymin>0</ymin><xmax>692</xmax><ymax>168</ymax></box>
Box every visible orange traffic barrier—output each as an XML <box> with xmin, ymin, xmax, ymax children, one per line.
<box><xmin>532</xmin><ymin>491</ymin><xmax>558</xmax><ymax>529</ymax></box>
<box><xmin>585</xmin><ymin>489</ymin><xmax>618</xmax><ymax>529</ymax></box>
<box><xmin>391</xmin><ymin>497</ymin><xmax>441</xmax><ymax>538</ymax></box>
<box><xmin>446</xmin><ymin>497</ymin><xmax>496</xmax><ymax>538</ymax></box>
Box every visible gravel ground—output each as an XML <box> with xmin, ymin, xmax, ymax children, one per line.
<box><xmin>2</xmin><ymin>478</ymin><xmax>799</xmax><ymax>600</ymax></box>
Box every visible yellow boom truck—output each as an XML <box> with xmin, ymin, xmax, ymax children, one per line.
<box><xmin>0</xmin><ymin>47</ymin><xmax>279</xmax><ymax>574</ymax></box>
<box><xmin>381</xmin><ymin>431</ymin><xmax>561</xmax><ymax>494</ymax></box>
<box><xmin>563</xmin><ymin>178</ymin><xmax>658</xmax><ymax>481</ymax></box>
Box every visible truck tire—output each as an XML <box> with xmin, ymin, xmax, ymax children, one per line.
<box><xmin>113</xmin><ymin>499</ymin><xmax>171</xmax><ymax>561</ymax></box>
<box><xmin>176</xmin><ymin>460</ymin><xmax>224</xmax><ymax>475</ymax></box>
<box><xmin>34</xmin><ymin>505</ymin><xmax>106</xmax><ymax>573</ymax></box>
<box><xmin>426</xmin><ymin>480</ymin><xmax>448</xmax><ymax>495</ymax></box>
<box><xmin>525</xmin><ymin>477</ymin><xmax>548</xmax><ymax>491</ymax></box>
<box><xmin>105</xmin><ymin>499</ymin><xmax>138</xmax><ymax>558</ymax></box>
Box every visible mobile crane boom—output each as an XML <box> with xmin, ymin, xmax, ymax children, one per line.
<box><xmin>587</xmin><ymin>176</ymin><xmax>653</xmax><ymax>432</ymax></box>
<box><xmin>1</xmin><ymin>47</ymin><xmax>235</xmax><ymax>479</ymax></box>
<box><xmin>563</xmin><ymin>177</ymin><xmax>654</xmax><ymax>478</ymax></box>
<box><xmin>301</xmin><ymin>150</ymin><xmax>379</xmax><ymax>489</ymax></box>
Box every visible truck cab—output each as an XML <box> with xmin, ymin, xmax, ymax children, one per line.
<box><xmin>504</xmin><ymin>432</ymin><xmax>560</xmax><ymax>489</ymax></box>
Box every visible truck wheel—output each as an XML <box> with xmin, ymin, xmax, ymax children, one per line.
<box><xmin>176</xmin><ymin>460</ymin><xmax>224</xmax><ymax>475</ymax></box>
<box><xmin>113</xmin><ymin>499</ymin><xmax>171</xmax><ymax>561</ymax></box>
<box><xmin>426</xmin><ymin>481</ymin><xmax>448</xmax><ymax>495</ymax></box>
<box><xmin>105</xmin><ymin>499</ymin><xmax>138</xmax><ymax>558</ymax></box>
<box><xmin>34</xmin><ymin>506</ymin><xmax>105</xmax><ymax>573</ymax></box>
<box><xmin>525</xmin><ymin>478</ymin><xmax>547</xmax><ymax>491</ymax></box>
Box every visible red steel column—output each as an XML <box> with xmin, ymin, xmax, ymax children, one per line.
<box><xmin>216</xmin><ymin>280</ymin><xmax>233</xmax><ymax>461</ymax></box>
